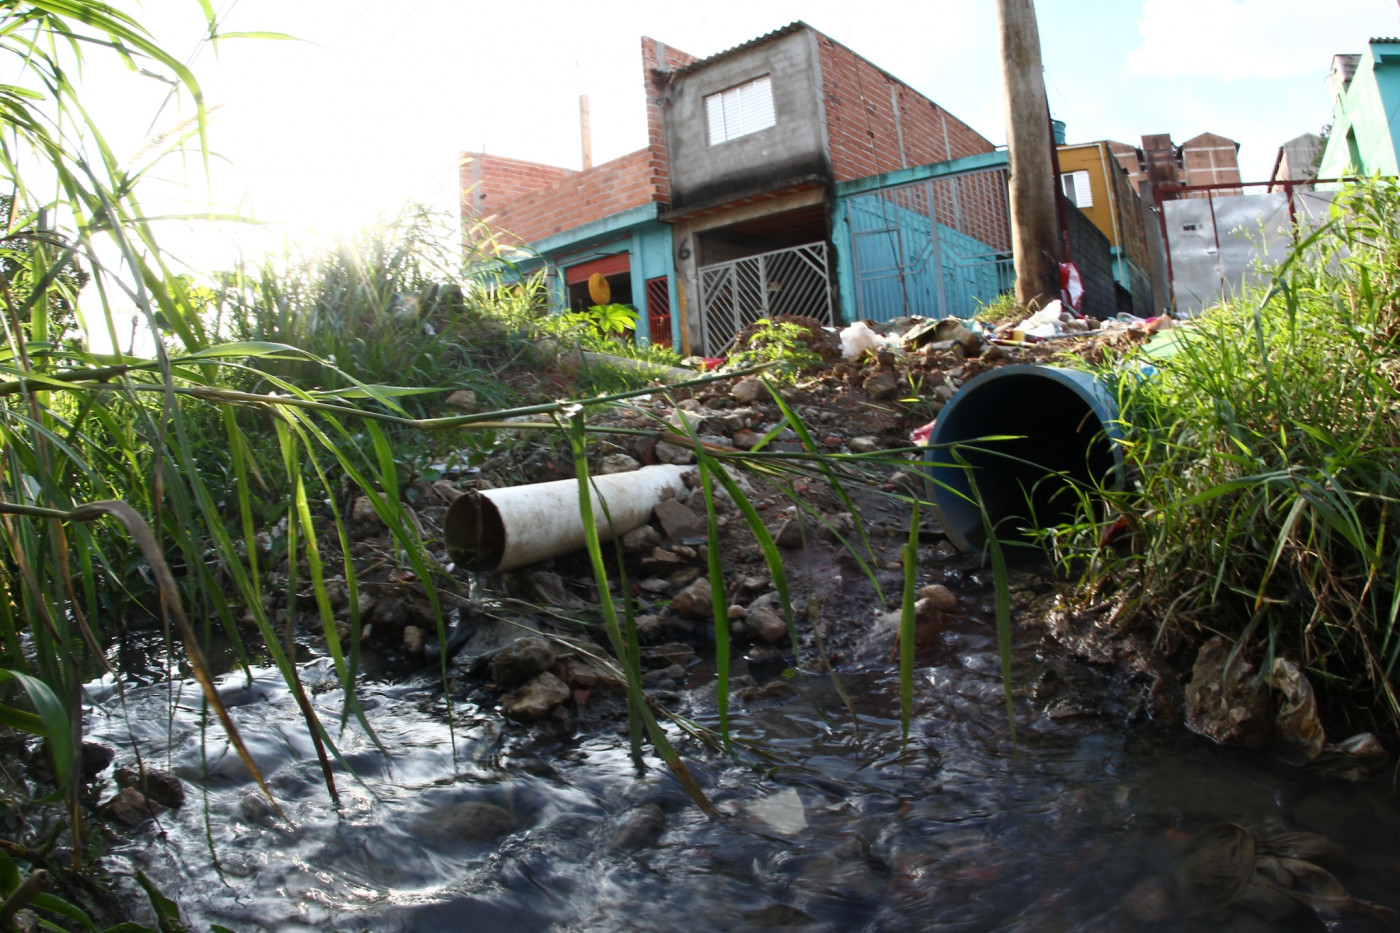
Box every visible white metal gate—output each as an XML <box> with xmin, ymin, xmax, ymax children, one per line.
<box><xmin>847</xmin><ymin>165</ymin><xmax>1013</xmax><ymax>321</ymax></box>
<box><xmin>698</xmin><ymin>242</ymin><xmax>832</xmax><ymax>354</ymax></box>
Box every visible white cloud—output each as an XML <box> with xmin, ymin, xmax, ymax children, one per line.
<box><xmin>1127</xmin><ymin>0</ymin><xmax>1400</xmax><ymax>81</ymax></box>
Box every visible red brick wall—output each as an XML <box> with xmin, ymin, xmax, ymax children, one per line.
<box><xmin>462</xmin><ymin>38</ymin><xmax>697</xmax><ymax>249</ymax></box>
<box><xmin>815</xmin><ymin>35</ymin><xmax>994</xmax><ymax>183</ymax></box>
<box><xmin>641</xmin><ymin>36</ymin><xmax>698</xmax><ymax>205</ymax></box>
<box><xmin>1107</xmin><ymin>140</ymin><xmax>1145</xmax><ymax>193</ymax></box>
<box><xmin>461</xmin><ymin>153</ymin><xmax>574</xmax><ymax>222</ymax></box>
<box><xmin>482</xmin><ymin>148</ymin><xmax>663</xmax><ymax>246</ymax></box>
<box><xmin>1180</xmin><ymin>132</ymin><xmax>1241</xmax><ymax>194</ymax></box>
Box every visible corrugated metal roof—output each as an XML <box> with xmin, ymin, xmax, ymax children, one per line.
<box><xmin>668</xmin><ymin>21</ymin><xmax>811</xmax><ymax>76</ymax></box>
<box><xmin>1370</xmin><ymin>36</ymin><xmax>1400</xmax><ymax>43</ymax></box>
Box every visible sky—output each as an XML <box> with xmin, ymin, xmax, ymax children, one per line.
<box><xmin>62</xmin><ymin>0</ymin><xmax>1400</xmax><ymax>271</ymax></box>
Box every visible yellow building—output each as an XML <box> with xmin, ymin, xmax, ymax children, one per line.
<box><xmin>1056</xmin><ymin>141</ymin><xmax>1156</xmax><ymax>313</ymax></box>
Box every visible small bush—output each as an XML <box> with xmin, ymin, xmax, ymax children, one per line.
<box><xmin>1049</xmin><ymin>181</ymin><xmax>1400</xmax><ymax>729</ymax></box>
<box><xmin>973</xmin><ymin>290</ymin><xmax>1022</xmax><ymax>328</ymax></box>
<box><xmin>726</xmin><ymin>317</ymin><xmax>823</xmax><ymax>378</ymax></box>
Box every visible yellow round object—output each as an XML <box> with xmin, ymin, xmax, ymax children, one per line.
<box><xmin>588</xmin><ymin>273</ymin><xmax>611</xmax><ymax>305</ymax></box>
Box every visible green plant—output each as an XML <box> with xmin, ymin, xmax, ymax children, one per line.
<box><xmin>216</xmin><ymin>206</ymin><xmax>522</xmax><ymax>413</ymax></box>
<box><xmin>972</xmin><ymin>290</ymin><xmax>1021</xmax><ymax>328</ymax></box>
<box><xmin>1046</xmin><ymin>180</ymin><xmax>1400</xmax><ymax>730</ymax></box>
<box><xmin>726</xmin><ymin>317</ymin><xmax>821</xmax><ymax>377</ymax></box>
<box><xmin>572</xmin><ymin>302</ymin><xmax>638</xmax><ymax>337</ymax></box>
<box><xmin>0</xmin><ymin>195</ymin><xmax>89</xmax><ymax>348</ymax></box>
<box><xmin>0</xmin><ymin>0</ymin><xmax>479</xmax><ymax>870</ymax></box>
<box><xmin>897</xmin><ymin>371</ymin><xmax>948</xmax><ymax>428</ymax></box>
<box><xmin>0</xmin><ymin>10</ymin><xmax>1014</xmax><ymax>925</ymax></box>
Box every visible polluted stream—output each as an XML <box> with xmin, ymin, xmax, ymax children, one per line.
<box><xmin>82</xmin><ymin>566</ymin><xmax>1400</xmax><ymax>933</ymax></box>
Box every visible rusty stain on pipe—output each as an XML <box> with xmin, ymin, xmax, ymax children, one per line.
<box><xmin>444</xmin><ymin>464</ymin><xmax>694</xmax><ymax>573</ymax></box>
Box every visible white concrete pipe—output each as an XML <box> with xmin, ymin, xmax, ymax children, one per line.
<box><xmin>443</xmin><ymin>464</ymin><xmax>694</xmax><ymax>573</ymax></box>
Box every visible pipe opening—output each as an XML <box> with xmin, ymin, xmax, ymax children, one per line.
<box><xmin>444</xmin><ymin>490</ymin><xmax>507</xmax><ymax>573</ymax></box>
<box><xmin>924</xmin><ymin>366</ymin><xmax>1123</xmax><ymax>551</ymax></box>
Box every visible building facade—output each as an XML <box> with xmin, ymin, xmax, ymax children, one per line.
<box><xmin>1269</xmin><ymin>132</ymin><xmax>1323</xmax><ymax>187</ymax></box>
<box><xmin>1317</xmin><ymin>41</ymin><xmax>1400</xmax><ymax>178</ymax></box>
<box><xmin>1055</xmin><ymin>141</ymin><xmax>1155</xmax><ymax>316</ymax></box>
<box><xmin>1106</xmin><ymin>132</ymin><xmax>1242</xmax><ymax>197</ymax></box>
<box><xmin>462</xmin><ymin>22</ymin><xmax>1008</xmax><ymax>355</ymax></box>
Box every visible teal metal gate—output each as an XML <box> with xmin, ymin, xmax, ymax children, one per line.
<box><xmin>847</xmin><ymin>164</ymin><xmax>1014</xmax><ymax>321</ymax></box>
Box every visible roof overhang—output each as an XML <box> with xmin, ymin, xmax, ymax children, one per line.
<box><xmin>660</xmin><ymin>177</ymin><xmax>827</xmax><ymax>222</ymax></box>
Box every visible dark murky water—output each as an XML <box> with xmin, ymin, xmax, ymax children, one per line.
<box><xmin>84</xmin><ymin>608</ymin><xmax>1400</xmax><ymax>933</ymax></box>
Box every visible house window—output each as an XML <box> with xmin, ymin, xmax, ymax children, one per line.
<box><xmin>1346</xmin><ymin>128</ymin><xmax>1362</xmax><ymax>172</ymax></box>
<box><xmin>705</xmin><ymin>75</ymin><xmax>775</xmax><ymax>145</ymax></box>
<box><xmin>1061</xmin><ymin>170</ymin><xmax>1094</xmax><ymax>208</ymax></box>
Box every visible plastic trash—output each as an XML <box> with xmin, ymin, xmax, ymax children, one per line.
<box><xmin>1013</xmin><ymin>300</ymin><xmax>1066</xmax><ymax>338</ymax></box>
<box><xmin>839</xmin><ymin>320</ymin><xmax>886</xmax><ymax>360</ymax></box>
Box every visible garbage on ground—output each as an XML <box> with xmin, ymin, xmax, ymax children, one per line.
<box><xmin>746</xmin><ymin>787</ymin><xmax>808</xmax><ymax>835</ymax></box>
<box><xmin>444</xmin><ymin>464</ymin><xmax>694</xmax><ymax>573</ymax></box>
<box><xmin>1311</xmin><ymin>731</ymin><xmax>1389</xmax><ymax>782</ymax></box>
<box><xmin>1179</xmin><ymin>822</ymin><xmax>1394</xmax><ymax>924</ymax></box>
<box><xmin>909</xmin><ymin>419</ymin><xmax>936</xmax><ymax>446</ymax></box>
<box><xmin>1012</xmin><ymin>301</ymin><xmax>1071</xmax><ymax>339</ymax></box>
<box><xmin>1270</xmin><ymin>657</ymin><xmax>1326</xmax><ymax>762</ymax></box>
<box><xmin>839</xmin><ymin>320</ymin><xmax>899</xmax><ymax>360</ymax></box>
<box><xmin>1060</xmin><ymin>261</ymin><xmax>1084</xmax><ymax>311</ymax></box>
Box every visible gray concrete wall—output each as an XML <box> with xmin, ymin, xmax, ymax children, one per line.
<box><xmin>1065</xmin><ymin>205</ymin><xmax>1118</xmax><ymax>319</ymax></box>
<box><xmin>664</xmin><ymin>30</ymin><xmax>831</xmax><ymax>213</ymax></box>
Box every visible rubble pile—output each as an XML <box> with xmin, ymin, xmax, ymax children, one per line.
<box><xmin>722</xmin><ymin>309</ymin><xmax>1168</xmax><ymax>437</ymax></box>
<box><xmin>261</xmin><ymin>310</ymin><xmax>1181</xmax><ymax>743</ymax></box>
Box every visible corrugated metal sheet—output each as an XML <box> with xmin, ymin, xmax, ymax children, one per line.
<box><xmin>668</xmin><ymin>22</ymin><xmax>808</xmax><ymax>77</ymax></box>
<box><xmin>1165</xmin><ymin>190</ymin><xmax>1336</xmax><ymax>316</ymax></box>
<box><xmin>846</xmin><ymin>164</ymin><xmax>1013</xmax><ymax>321</ymax></box>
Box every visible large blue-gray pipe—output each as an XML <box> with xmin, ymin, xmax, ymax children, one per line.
<box><xmin>923</xmin><ymin>365</ymin><xmax>1124</xmax><ymax>551</ymax></box>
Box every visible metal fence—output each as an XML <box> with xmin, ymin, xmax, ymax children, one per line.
<box><xmin>645</xmin><ymin>275</ymin><xmax>672</xmax><ymax>348</ymax></box>
<box><xmin>698</xmin><ymin>242</ymin><xmax>832</xmax><ymax>354</ymax></box>
<box><xmin>847</xmin><ymin>164</ymin><xmax>1013</xmax><ymax>321</ymax></box>
<box><xmin>1158</xmin><ymin>183</ymin><xmax>1337</xmax><ymax>316</ymax></box>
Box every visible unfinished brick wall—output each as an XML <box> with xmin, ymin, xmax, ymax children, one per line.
<box><xmin>482</xmin><ymin>149</ymin><xmax>661</xmax><ymax>246</ymax></box>
<box><xmin>815</xmin><ymin>35</ymin><xmax>994</xmax><ymax>182</ymax></box>
<box><xmin>641</xmin><ymin>36</ymin><xmax>698</xmax><ymax>205</ymax></box>
<box><xmin>461</xmin><ymin>37</ymin><xmax>694</xmax><ymax>249</ymax></box>
<box><xmin>1109</xmin><ymin>133</ymin><xmax>1243</xmax><ymax>200</ymax></box>
<box><xmin>1107</xmin><ymin>140</ymin><xmax>1145</xmax><ymax>193</ymax></box>
<box><xmin>1180</xmin><ymin>132</ymin><xmax>1242</xmax><ymax>194</ymax></box>
<box><xmin>1105</xmin><ymin>153</ymin><xmax>1151</xmax><ymax>273</ymax></box>
<box><xmin>461</xmin><ymin>153</ymin><xmax>574</xmax><ymax>223</ymax></box>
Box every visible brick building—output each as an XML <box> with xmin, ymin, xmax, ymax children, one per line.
<box><xmin>462</xmin><ymin>22</ymin><xmax>1008</xmax><ymax>354</ymax></box>
<box><xmin>1055</xmin><ymin>141</ymin><xmax>1160</xmax><ymax>316</ymax></box>
<box><xmin>1105</xmin><ymin>132</ymin><xmax>1243</xmax><ymax>198</ymax></box>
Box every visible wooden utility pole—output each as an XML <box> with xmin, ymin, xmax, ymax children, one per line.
<box><xmin>997</xmin><ymin>0</ymin><xmax>1062</xmax><ymax>308</ymax></box>
<box><xmin>580</xmin><ymin>95</ymin><xmax>593</xmax><ymax>170</ymax></box>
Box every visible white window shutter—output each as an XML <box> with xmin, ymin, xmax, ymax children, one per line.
<box><xmin>739</xmin><ymin>76</ymin><xmax>774</xmax><ymax>135</ymax></box>
<box><xmin>1073</xmin><ymin>171</ymin><xmax>1094</xmax><ymax>208</ymax></box>
<box><xmin>704</xmin><ymin>75</ymin><xmax>774</xmax><ymax>144</ymax></box>
<box><xmin>706</xmin><ymin>94</ymin><xmax>726</xmax><ymax>145</ymax></box>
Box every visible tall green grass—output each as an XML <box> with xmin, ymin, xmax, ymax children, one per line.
<box><xmin>1049</xmin><ymin>181</ymin><xmax>1400</xmax><ymax>730</ymax></box>
<box><xmin>214</xmin><ymin>207</ymin><xmax>534</xmax><ymax>415</ymax></box>
<box><xmin>0</xmin><ymin>1</ymin><xmax>490</xmax><ymax>858</ymax></box>
<box><xmin>0</xmin><ymin>10</ymin><xmax>964</xmax><ymax>911</ymax></box>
